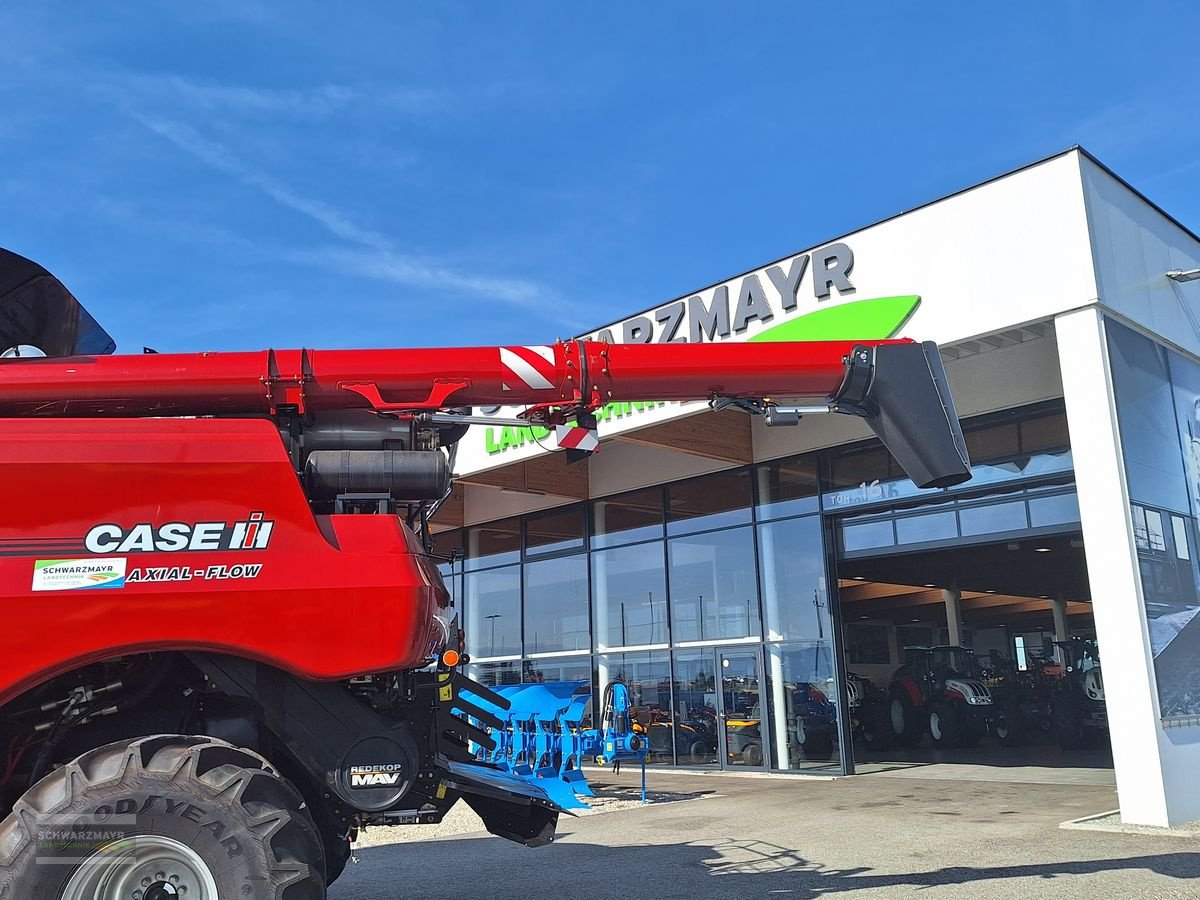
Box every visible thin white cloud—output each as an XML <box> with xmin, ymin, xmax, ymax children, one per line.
<box><xmin>128</xmin><ymin>113</ymin><xmax>579</xmax><ymax>324</ymax></box>
<box><xmin>133</xmin><ymin>113</ymin><xmax>393</xmax><ymax>250</ymax></box>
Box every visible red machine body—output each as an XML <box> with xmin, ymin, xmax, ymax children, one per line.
<box><xmin>0</xmin><ymin>418</ymin><xmax>448</xmax><ymax>708</ymax></box>
<box><xmin>0</xmin><ymin>338</ymin><xmax>899</xmax><ymax>708</ymax></box>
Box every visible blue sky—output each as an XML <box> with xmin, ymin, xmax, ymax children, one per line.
<box><xmin>2</xmin><ymin>1</ymin><xmax>1198</xmax><ymax>352</ymax></box>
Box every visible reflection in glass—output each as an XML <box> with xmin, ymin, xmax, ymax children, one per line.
<box><xmin>523</xmin><ymin>555</ymin><xmax>589</xmax><ymax>654</ymax></box>
<box><xmin>1028</xmin><ymin>492</ymin><xmax>1081</xmax><ymax>528</ymax></box>
<box><xmin>469</xmin><ymin>660</ymin><xmax>520</xmax><ymax>687</ymax></box>
<box><xmin>668</xmin><ymin>528</ymin><xmax>760</xmax><ymax>642</ymax></box>
<box><xmin>592</xmin><ymin>487</ymin><xmax>665</xmax><ymax>549</ymax></box>
<box><xmin>667</xmin><ymin>470</ymin><xmax>752</xmax><ymax>535</ymax></box>
<box><xmin>841</xmin><ymin>520</ymin><xmax>895</xmax><ymax>552</ymax></box>
<box><xmin>599</xmin><ymin>651</ymin><xmax>673</xmax><ymax>764</ymax></box>
<box><xmin>756</xmin><ymin>454</ymin><xmax>820</xmax><ymax>520</ymax></box>
<box><xmin>1107</xmin><ymin>322</ymin><xmax>1190</xmax><ymax>513</ymax></box>
<box><xmin>465</xmin><ymin>518</ymin><xmax>521</xmax><ymax>571</ymax></box>
<box><xmin>525</xmin><ymin>505</ymin><xmax>585</xmax><ymax>556</ymax></box>
<box><xmin>592</xmin><ymin>542</ymin><xmax>668</xmax><ymax>649</ymax></box>
<box><xmin>958</xmin><ymin>500</ymin><xmax>1028</xmax><ymax>536</ymax></box>
<box><xmin>464</xmin><ymin>565</ymin><xmax>521</xmax><ymax>658</ymax></box>
<box><xmin>758</xmin><ymin>516</ymin><xmax>829</xmax><ymax>642</ymax></box>
<box><xmin>895</xmin><ymin>511</ymin><xmax>958</xmax><ymax>545</ymax></box>
<box><xmin>765</xmin><ymin>643</ymin><xmax>841</xmax><ymax>771</ymax></box>
<box><xmin>670</xmin><ymin>651</ymin><xmax>719</xmax><ymax>765</ymax></box>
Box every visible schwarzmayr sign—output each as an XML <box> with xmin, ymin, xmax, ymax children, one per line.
<box><xmin>478</xmin><ymin>240</ymin><xmax>923</xmax><ymax>456</ymax></box>
<box><xmin>588</xmin><ymin>243</ymin><xmax>858</xmax><ymax>344</ymax></box>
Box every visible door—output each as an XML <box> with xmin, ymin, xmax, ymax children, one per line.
<box><xmin>718</xmin><ymin>647</ymin><xmax>768</xmax><ymax>770</ymax></box>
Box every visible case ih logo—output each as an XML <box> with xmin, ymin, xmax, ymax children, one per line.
<box><xmin>84</xmin><ymin>512</ymin><xmax>274</xmax><ymax>554</ymax></box>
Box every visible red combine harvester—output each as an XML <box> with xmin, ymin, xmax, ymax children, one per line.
<box><xmin>0</xmin><ymin>247</ymin><xmax>970</xmax><ymax>898</ymax></box>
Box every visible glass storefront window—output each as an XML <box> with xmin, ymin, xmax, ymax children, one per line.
<box><xmin>757</xmin><ymin>515</ymin><xmax>830</xmax><ymax>642</ymax></box>
<box><xmin>525</xmin><ymin>505</ymin><xmax>585</xmax><ymax>556</ymax></box>
<box><xmin>841</xmin><ymin>519</ymin><xmax>895</xmax><ymax>552</ymax></box>
<box><xmin>764</xmin><ymin>642</ymin><xmax>841</xmax><ymax>771</ymax></box>
<box><xmin>669</xmin><ymin>650</ymin><xmax>720</xmax><ymax>765</ymax></box>
<box><xmin>599</xmin><ymin>651</ymin><xmax>673</xmax><ymax>764</ymax></box>
<box><xmin>469</xmin><ymin>660</ymin><xmax>521</xmax><ymax>687</ymax></box>
<box><xmin>591</xmin><ymin>487</ymin><xmax>665</xmax><ymax>549</ymax></box>
<box><xmin>756</xmin><ymin>454</ymin><xmax>819</xmax><ymax>520</ymax></box>
<box><xmin>464</xmin><ymin>564</ymin><xmax>521</xmax><ymax>658</ymax></box>
<box><xmin>465</xmin><ymin>517</ymin><xmax>521</xmax><ymax>571</ymax></box>
<box><xmin>430</xmin><ymin>529</ymin><xmax>463</xmax><ymax>606</ymax></box>
<box><xmin>958</xmin><ymin>500</ymin><xmax>1028</xmax><ymax>536</ymax></box>
<box><xmin>592</xmin><ymin>542</ymin><xmax>668</xmax><ymax>650</ymax></box>
<box><xmin>668</xmin><ymin>527</ymin><xmax>760</xmax><ymax>642</ymax></box>
<box><xmin>965</xmin><ymin>421</ymin><xmax>1020</xmax><ymax>463</ymax></box>
<box><xmin>666</xmin><ymin>469</ymin><xmax>752</xmax><ymax>535</ymax></box>
<box><xmin>1028</xmin><ymin>492</ymin><xmax>1081</xmax><ymax>528</ymax></box>
<box><xmin>523</xmin><ymin>554</ymin><xmax>589</xmax><ymax>654</ymax></box>
<box><xmin>522</xmin><ymin>655</ymin><xmax>592</xmax><ymax>685</ymax></box>
<box><xmin>1020</xmin><ymin>411</ymin><xmax>1070</xmax><ymax>453</ymax></box>
<box><xmin>895</xmin><ymin>510</ymin><xmax>958</xmax><ymax>545</ymax></box>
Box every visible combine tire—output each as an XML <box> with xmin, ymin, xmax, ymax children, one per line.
<box><xmin>888</xmin><ymin>687</ymin><xmax>924</xmax><ymax>748</ymax></box>
<box><xmin>928</xmin><ymin>701</ymin><xmax>964</xmax><ymax>748</ymax></box>
<box><xmin>0</xmin><ymin>735</ymin><xmax>325</xmax><ymax>900</ymax></box>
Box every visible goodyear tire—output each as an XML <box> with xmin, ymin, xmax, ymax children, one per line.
<box><xmin>888</xmin><ymin>687</ymin><xmax>924</xmax><ymax>748</ymax></box>
<box><xmin>0</xmin><ymin>735</ymin><xmax>325</xmax><ymax>900</ymax></box>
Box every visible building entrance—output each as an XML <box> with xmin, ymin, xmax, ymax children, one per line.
<box><xmin>834</xmin><ymin>527</ymin><xmax>1113</xmax><ymax>778</ymax></box>
<box><xmin>717</xmin><ymin>646</ymin><xmax>768</xmax><ymax>770</ymax></box>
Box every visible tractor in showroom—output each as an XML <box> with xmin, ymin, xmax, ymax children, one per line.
<box><xmin>0</xmin><ymin>246</ymin><xmax>970</xmax><ymax>898</ymax></box>
<box><xmin>1051</xmin><ymin>637</ymin><xmax>1108</xmax><ymax>749</ymax></box>
<box><xmin>884</xmin><ymin>646</ymin><xmax>1021</xmax><ymax>749</ymax></box>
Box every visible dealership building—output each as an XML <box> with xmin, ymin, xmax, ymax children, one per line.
<box><xmin>430</xmin><ymin>147</ymin><xmax>1200</xmax><ymax>828</ymax></box>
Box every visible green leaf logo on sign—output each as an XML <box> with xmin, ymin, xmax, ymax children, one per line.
<box><xmin>749</xmin><ymin>295</ymin><xmax>921</xmax><ymax>343</ymax></box>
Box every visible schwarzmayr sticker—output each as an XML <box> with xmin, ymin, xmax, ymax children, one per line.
<box><xmin>33</xmin><ymin>558</ymin><xmax>127</xmax><ymax>592</ymax></box>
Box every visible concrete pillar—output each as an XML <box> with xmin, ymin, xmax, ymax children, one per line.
<box><xmin>943</xmin><ymin>586</ymin><xmax>963</xmax><ymax>647</ymax></box>
<box><xmin>1052</xmin><ymin>594</ymin><xmax>1070</xmax><ymax>646</ymax></box>
<box><xmin>757</xmin><ymin>524</ymin><xmax>791</xmax><ymax>768</ymax></box>
<box><xmin>1056</xmin><ymin>307</ymin><xmax>1195</xmax><ymax>827</ymax></box>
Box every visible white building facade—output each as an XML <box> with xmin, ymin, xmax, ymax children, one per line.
<box><xmin>432</xmin><ymin>148</ymin><xmax>1200</xmax><ymax>827</ymax></box>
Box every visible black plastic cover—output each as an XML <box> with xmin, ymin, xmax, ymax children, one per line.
<box><xmin>0</xmin><ymin>247</ymin><xmax>116</xmax><ymax>357</ymax></box>
<box><xmin>837</xmin><ymin>341</ymin><xmax>972</xmax><ymax>489</ymax></box>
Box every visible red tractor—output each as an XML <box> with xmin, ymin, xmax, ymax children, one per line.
<box><xmin>0</xmin><ymin>247</ymin><xmax>970</xmax><ymax>898</ymax></box>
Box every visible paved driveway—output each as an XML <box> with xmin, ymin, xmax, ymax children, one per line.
<box><xmin>332</xmin><ymin>770</ymin><xmax>1199</xmax><ymax>899</ymax></box>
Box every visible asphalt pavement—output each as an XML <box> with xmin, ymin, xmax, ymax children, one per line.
<box><xmin>330</xmin><ymin>769</ymin><xmax>1199</xmax><ymax>899</ymax></box>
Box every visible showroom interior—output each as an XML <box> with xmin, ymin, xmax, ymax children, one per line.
<box><xmin>430</xmin><ymin>379</ymin><xmax>1110</xmax><ymax>778</ymax></box>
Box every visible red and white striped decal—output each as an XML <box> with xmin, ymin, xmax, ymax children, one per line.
<box><xmin>499</xmin><ymin>345</ymin><xmax>558</xmax><ymax>392</ymax></box>
<box><xmin>555</xmin><ymin>423</ymin><xmax>599</xmax><ymax>452</ymax></box>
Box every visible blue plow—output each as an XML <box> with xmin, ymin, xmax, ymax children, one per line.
<box><xmin>456</xmin><ymin>679</ymin><xmax>648</xmax><ymax>811</ymax></box>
